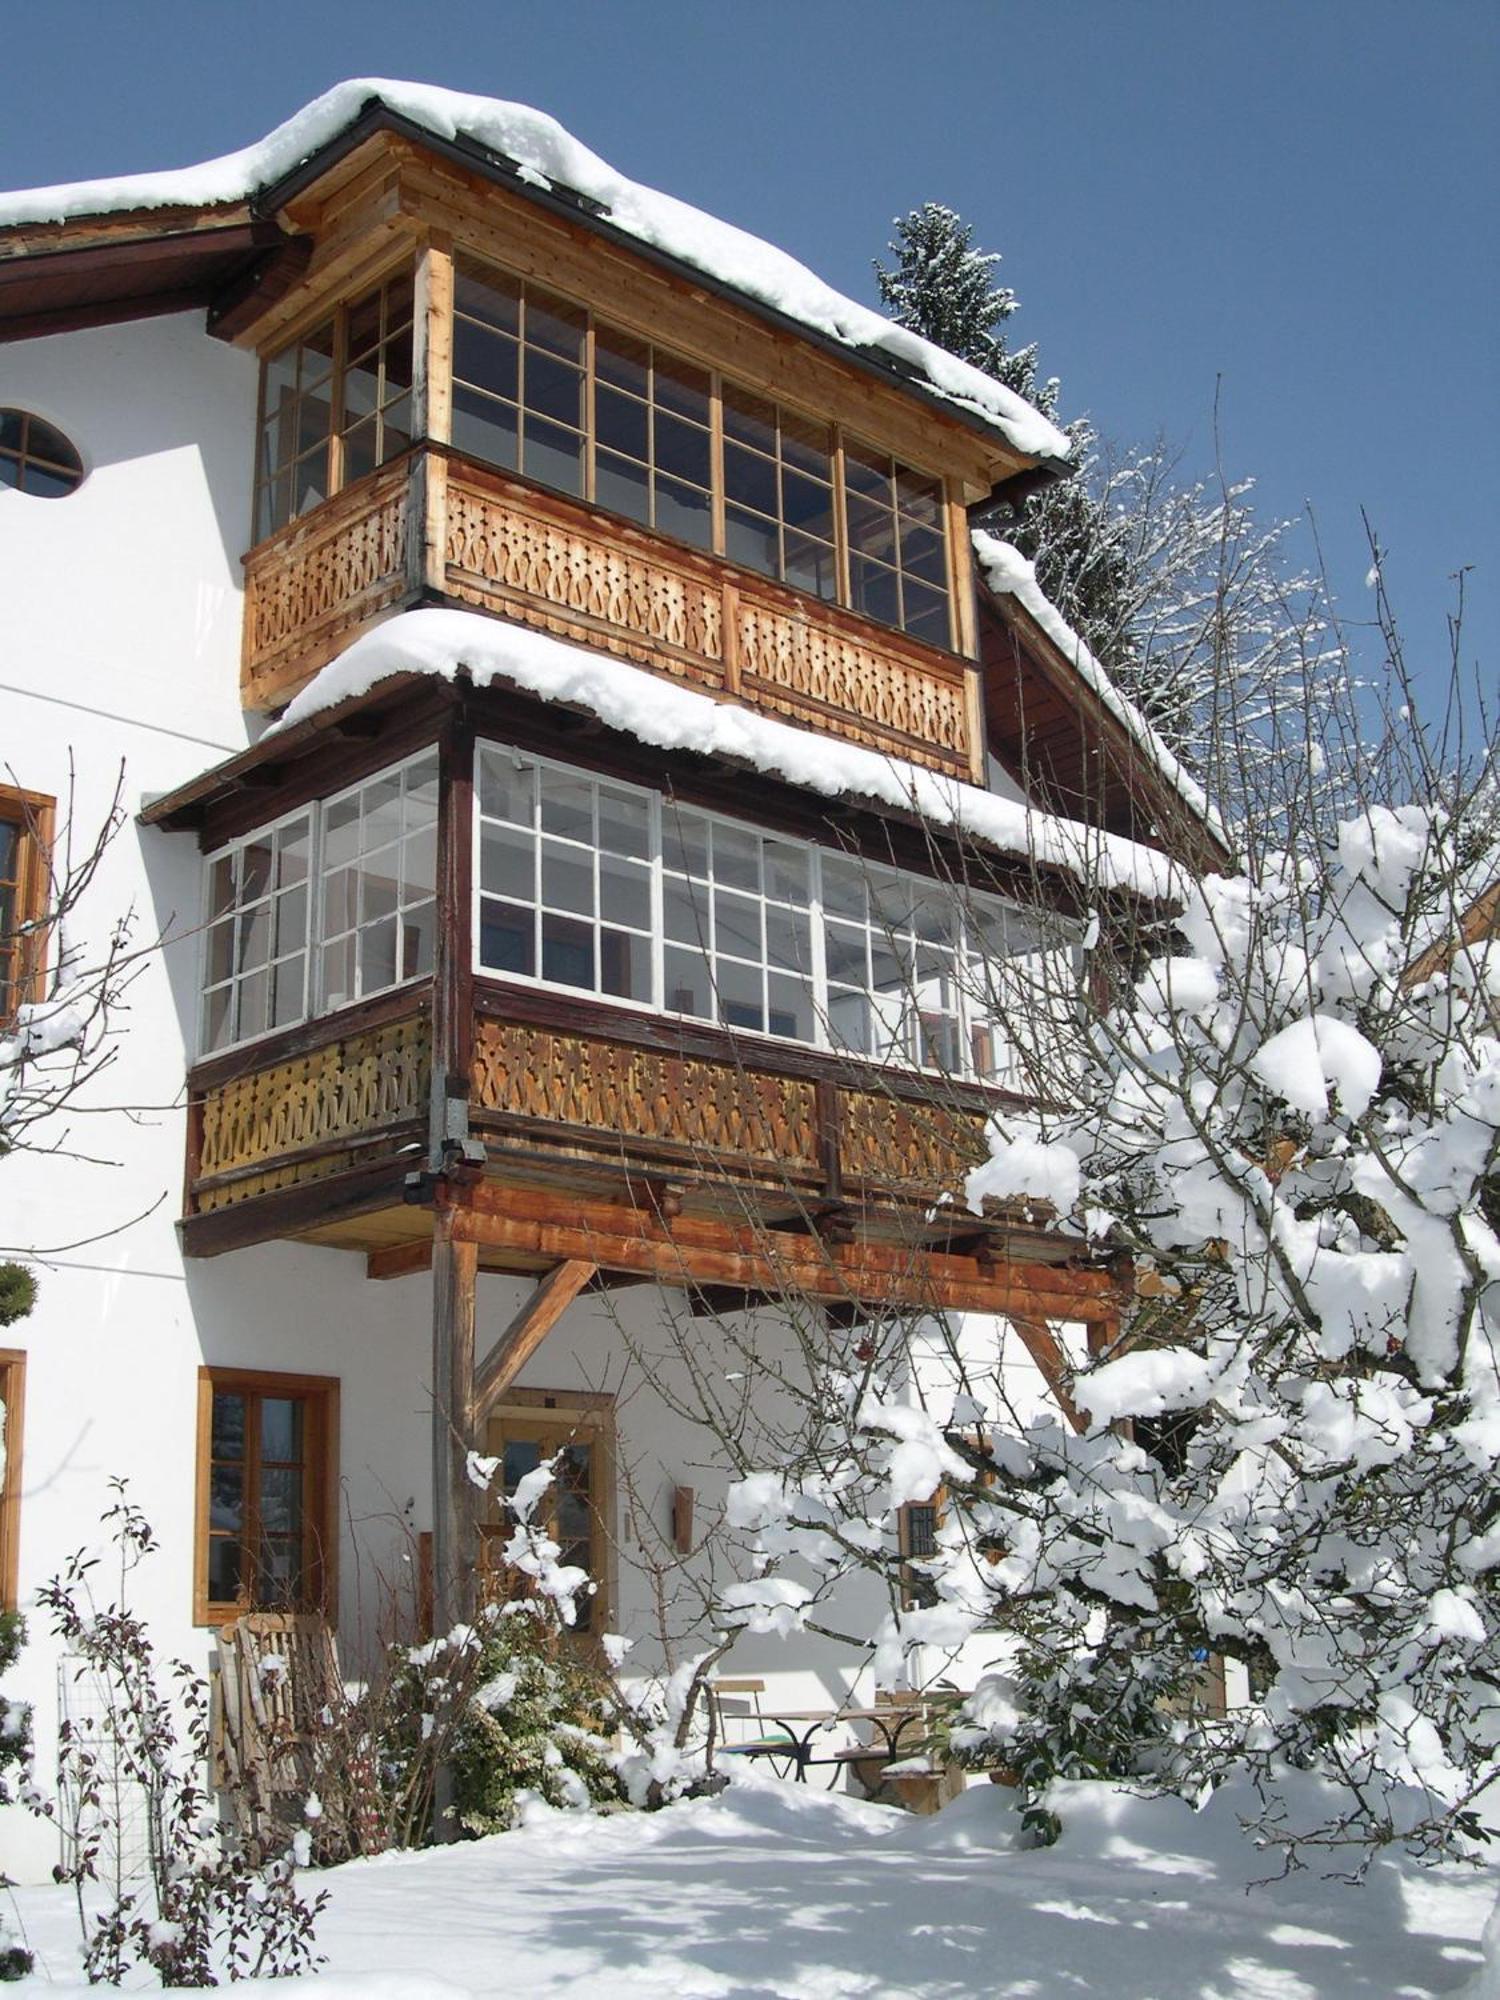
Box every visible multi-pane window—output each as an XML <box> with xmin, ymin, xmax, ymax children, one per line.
<box><xmin>477</xmin><ymin>748</ymin><xmax>654</xmax><ymax>1005</ymax></box>
<box><xmin>660</xmin><ymin>809</ymin><xmax>816</xmax><ymax>1041</ymax></box>
<box><xmin>254</xmin><ymin>269</ymin><xmax>414</xmax><ymax>541</ymax></box>
<box><xmin>481</xmin><ymin>1392</ymin><xmax>614</xmax><ymax>1639</ymax></box>
<box><xmin>474</xmin><ymin>738</ymin><xmax>1064</xmax><ymax>1082</ymax></box>
<box><xmin>317</xmin><ymin>753</ymin><xmax>438</xmax><ymax>1012</ymax></box>
<box><xmin>201</xmin><ymin>812</ymin><xmax>312</xmax><ymax>1054</ymax></box>
<box><xmin>0</xmin><ymin>409</ymin><xmax>85</xmax><ymax>497</ymax></box>
<box><xmin>593</xmin><ymin>325</ymin><xmax>713</xmax><ymax>549</ymax></box>
<box><xmin>197</xmin><ymin>1369</ymin><xmax>336</xmax><ymax>1623</ymax></box>
<box><xmin>452</xmin><ymin>260</ymin><xmax>588</xmax><ymax>499</ymax></box>
<box><xmin>820</xmin><ymin>854</ymin><xmax>963</xmax><ymax>1071</ymax></box>
<box><xmin>844</xmin><ymin>443</ymin><xmax>951</xmax><ymax>647</ymax></box>
<box><xmin>199</xmin><ymin>753</ymin><xmax>437</xmax><ymax>1057</ymax></box>
<box><xmin>256</xmin><ymin>322</ymin><xmax>335</xmax><ymax>539</ymax></box>
<box><xmin>338</xmin><ymin>276</ymin><xmax>415</xmax><ymax>486</ymax></box>
<box><xmin>441</xmin><ymin>254</ymin><xmax>950</xmax><ymax>645</ymax></box>
<box><xmin>722</xmin><ymin>387</ymin><xmax>838</xmax><ymax>601</ymax></box>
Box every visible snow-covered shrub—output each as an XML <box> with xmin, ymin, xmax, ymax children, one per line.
<box><xmin>447</xmin><ymin>1604</ymin><xmax>623</xmax><ymax>1835</ymax></box>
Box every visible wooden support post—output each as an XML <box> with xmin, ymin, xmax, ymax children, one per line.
<box><xmin>430</xmin><ymin>1209</ymin><xmax>478</xmax><ymax>1637</ymax></box>
<box><xmin>471</xmin><ymin>1258</ymin><xmax>597</xmax><ymax>1426</ymax></box>
<box><xmin>413</xmin><ymin>236</ymin><xmax>454</xmax><ymax>597</ymax></box>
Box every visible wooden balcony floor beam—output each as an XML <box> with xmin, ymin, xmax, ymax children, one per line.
<box><xmin>447</xmin><ymin>1183</ymin><xmax>1121</xmax><ymax>1323</ymax></box>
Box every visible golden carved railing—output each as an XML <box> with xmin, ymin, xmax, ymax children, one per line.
<box><xmin>190</xmin><ymin>1006</ymin><xmax>431</xmax><ymax>1212</ymax></box>
<box><xmin>242</xmin><ymin>462</ymin><xmax>411</xmax><ymax>710</ymax></box>
<box><xmin>179</xmin><ymin>985</ymin><xmax>1001</xmax><ymax>1240</ymax></box>
<box><xmin>443</xmin><ymin>461</ymin><xmax>972</xmax><ymax>774</ymax></box>
<box><xmin>469</xmin><ymin>1010</ymin><xmax>991</xmax><ymax>1206</ymax></box>
<box><xmin>240</xmin><ymin>452</ymin><xmax>978</xmax><ymax>781</ymax></box>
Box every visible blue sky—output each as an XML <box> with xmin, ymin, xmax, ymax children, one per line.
<box><xmin>4</xmin><ymin>1</ymin><xmax>1494</xmax><ymax>725</ymax></box>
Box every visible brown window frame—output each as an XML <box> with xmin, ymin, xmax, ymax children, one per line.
<box><xmin>0</xmin><ymin>784</ymin><xmax>55</xmax><ymax>1023</ymax></box>
<box><xmin>0</xmin><ymin>409</ymin><xmax>85</xmax><ymax>498</ymax></box>
<box><xmin>194</xmin><ymin>1367</ymin><xmax>339</xmax><ymax>1627</ymax></box>
<box><xmin>0</xmin><ymin>1350</ymin><xmax>26</xmax><ymax>1612</ymax></box>
<box><xmin>479</xmin><ymin>1387</ymin><xmax>616</xmax><ymax>1643</ymax></box>
<box><xmin>448</xmin><ymin>253</ymin><xmax>954</xmax><ymax>648</ymax></box>
<box><xmin>252</xmin><ymin>265</ymin><xmax>415</xmax><ymax>544</ymax></box>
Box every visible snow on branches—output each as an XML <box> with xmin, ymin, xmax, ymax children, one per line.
<box><xmin>718</xmin><ymin>763</ymin><xmax>1499</xmax><ymax>1865</ymax></box>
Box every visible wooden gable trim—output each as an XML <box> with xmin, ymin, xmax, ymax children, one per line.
<box><xmin>0</xmin><ymin>217</ymin><xmax>290</xmax><ymax>344</ymax></box>
<box><xmin>979</xmin><ymin>584</ymin><xmax>1230</xmax><ymax>873</ymax></box>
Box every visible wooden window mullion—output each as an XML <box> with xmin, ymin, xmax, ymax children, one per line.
<box><xmin>243</xmin><ymin>1392</ymin><xmax>263</xmax><ymax>1612</ymax></box>
<box><xmin>709</xmin><ymin>373</ymin><xmax>727</xmax><ymax>556</ymax></box>
<box><xmin>582</xmin><ymin>313</ymin><xmax>596</xmax><ymax>506</ymax></box>
<box><xmin>831</xmin><ymin>429</ymin><xmax>852</xmax><ymax>608</ymax></box>
<box><xmin>328</xmin><ymin>304</ymin><xmax>349</xmax><ymax>500</ymax></box>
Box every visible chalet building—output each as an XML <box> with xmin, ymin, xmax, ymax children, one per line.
<box><xmin>0</xmin><ymin>83</ymin><xmax>1222</xmax><ymax>1876</ymax></box>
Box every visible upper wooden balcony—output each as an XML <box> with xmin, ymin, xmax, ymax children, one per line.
<box><xmin>241</xmin><ymin>446</ymin><xmax>984</xmax><ymax>782</ymax></box>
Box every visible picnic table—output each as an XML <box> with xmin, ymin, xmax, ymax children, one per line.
<box><xmin>716</xmin><ymin>1699</ymin><xmax>943</xmax><ymax>1786</ymax></box>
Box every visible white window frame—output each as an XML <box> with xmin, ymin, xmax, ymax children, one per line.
<box><xmin>472</xmin><ymin>736</ymin><xmax>1071</xmax><ymax>1084</ymax></box>
<box><xmin>199</xmin><ymin>806</ymin><xmax>314</xmax><ymax>1059</ymax></box>
<box><xmin>314</xmin><ymin>749</ymin><xmax>440</xmax><ymax>1017</ymax></box>
<box><xmin>197</xmin><ymin>748</ymin><xmax>439</xmax><ymax>1062</ymax></box>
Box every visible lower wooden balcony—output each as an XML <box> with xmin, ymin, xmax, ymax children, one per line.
<box><xmin>183</xmin><ymin>982</ymin><xmax>1120</xmax><ymax>1328</ymax></box>
<box><xmin>241</xmin><ymin>449</ymin><xmax>980</xmax><ymax>782</ymax></box>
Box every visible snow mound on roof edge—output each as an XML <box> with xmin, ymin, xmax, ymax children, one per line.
<box><xmin>973</xmin><ymin>531</ymin><xmax>1226</xmax><ymax>844</ymax></box>
<box><xmin>0</xmin><ymin>78</ymin><xmax>1071</xmax><ymax>466</ymax></box>
<box><xmin>271</xmin><ymin>607</ymin><xmax>1181</xmax><ymax>901</ymax></box>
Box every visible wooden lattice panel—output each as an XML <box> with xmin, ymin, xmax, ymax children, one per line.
<box><xmin>242</xmin><ymin>466</ymin><xmax>410</xmax><ymax>709</ymax></box>
<box><xmin>445</xmin><ymin>475</ymin><xmax>725</xmax><ymax>679</ymax></box>
<box><xmin>737</xmin><ymin>602</ymin><xmax>968</xmax><ymax>773</ymax></box>
<box><xmin>837</xmin><ymin>1087</ymin><xmax>988</xmax><ymax>1196</ymax></box>
<box><xmin>195</xmin><ymin>1013</ymin><xmax>430</xmax><ymax>1211</ymax></box>
<box><xmin>471</xmin><ymin>1020</ymin><xmax>820</xmax><ymax>1177</ymax></box>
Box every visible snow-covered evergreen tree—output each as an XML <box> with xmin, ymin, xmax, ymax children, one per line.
<box><xmin>874</xmin><ymin>203</ymin><xmax>1043</xmax><ymax>404</ymax></box>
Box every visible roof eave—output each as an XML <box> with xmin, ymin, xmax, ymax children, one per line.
<box><xmin>252</xmin><ymin>98</ymin><xmax>1059</xmax><ymax>482</ymax></box>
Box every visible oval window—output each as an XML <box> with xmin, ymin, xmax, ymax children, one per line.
<box><xmin>0</xmin><ymin>409</ymin><xmax>85</xmax><ymax>497</ymax></box>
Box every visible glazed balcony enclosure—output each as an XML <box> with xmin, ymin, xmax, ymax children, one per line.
<box><xmin>222</xmin><ymin>122</ymin><xmax>1050</xmax><ymax>775</ymax></box>
<box><xmin>151</xmin><ymin>672</ymin><xmax>1119</xmax><ymax>1341</ymax></box>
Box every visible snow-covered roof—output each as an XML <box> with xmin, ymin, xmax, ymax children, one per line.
<box><xmin>0</xmin><ymin>80</ymin><xmax>1072</xmax><ymax>469</ymax></box>
<box><xmin>972</xmin><ymin>532</ymin><xmax>1230</xmax><ymax>850</ymax></box>
<box><xmin>267</xmin><ymin>608</ymin><xmax>1181</xmax><ymax>901</ymax></box>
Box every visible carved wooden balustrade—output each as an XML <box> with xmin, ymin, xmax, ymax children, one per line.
<box><xmin>189</xmin><ymin>1001</ymin><xmax>431</xmax><ymax>1213</ymax></box>
<box><xmin>468</xmin><ymin>1001</ymin><xmax>994</xmax><ymax>1209</ymax></box>
<box><xmin>184</xmin><ymin>981</ymin><xmax>995</xmax><ymax>1232</ymax></box>
<box><xmin>242</xmin><ymin>461</ymin><xmax>411</xmax><ymax>711</ymax></box>
<box><xmin>242</xmin><ymin>450</ymin><xmax>979</xmax><ymax>781</ymax></box>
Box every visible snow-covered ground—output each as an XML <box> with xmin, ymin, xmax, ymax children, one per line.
<box><xmin>7</xmin><ymin>1773</ymin><xmax>1495</xmax><ymax>1998</ymax></box>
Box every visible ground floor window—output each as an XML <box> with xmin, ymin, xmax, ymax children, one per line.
<box><xmin>195</xmin><ymin>1368</ymin><xmax>339</xmax><ymax>1625</ymax></box>
<box><xmin>479</xmin><ymin>1389</ymin><xmax>614</xmax><ymax>1640</ymax></box>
